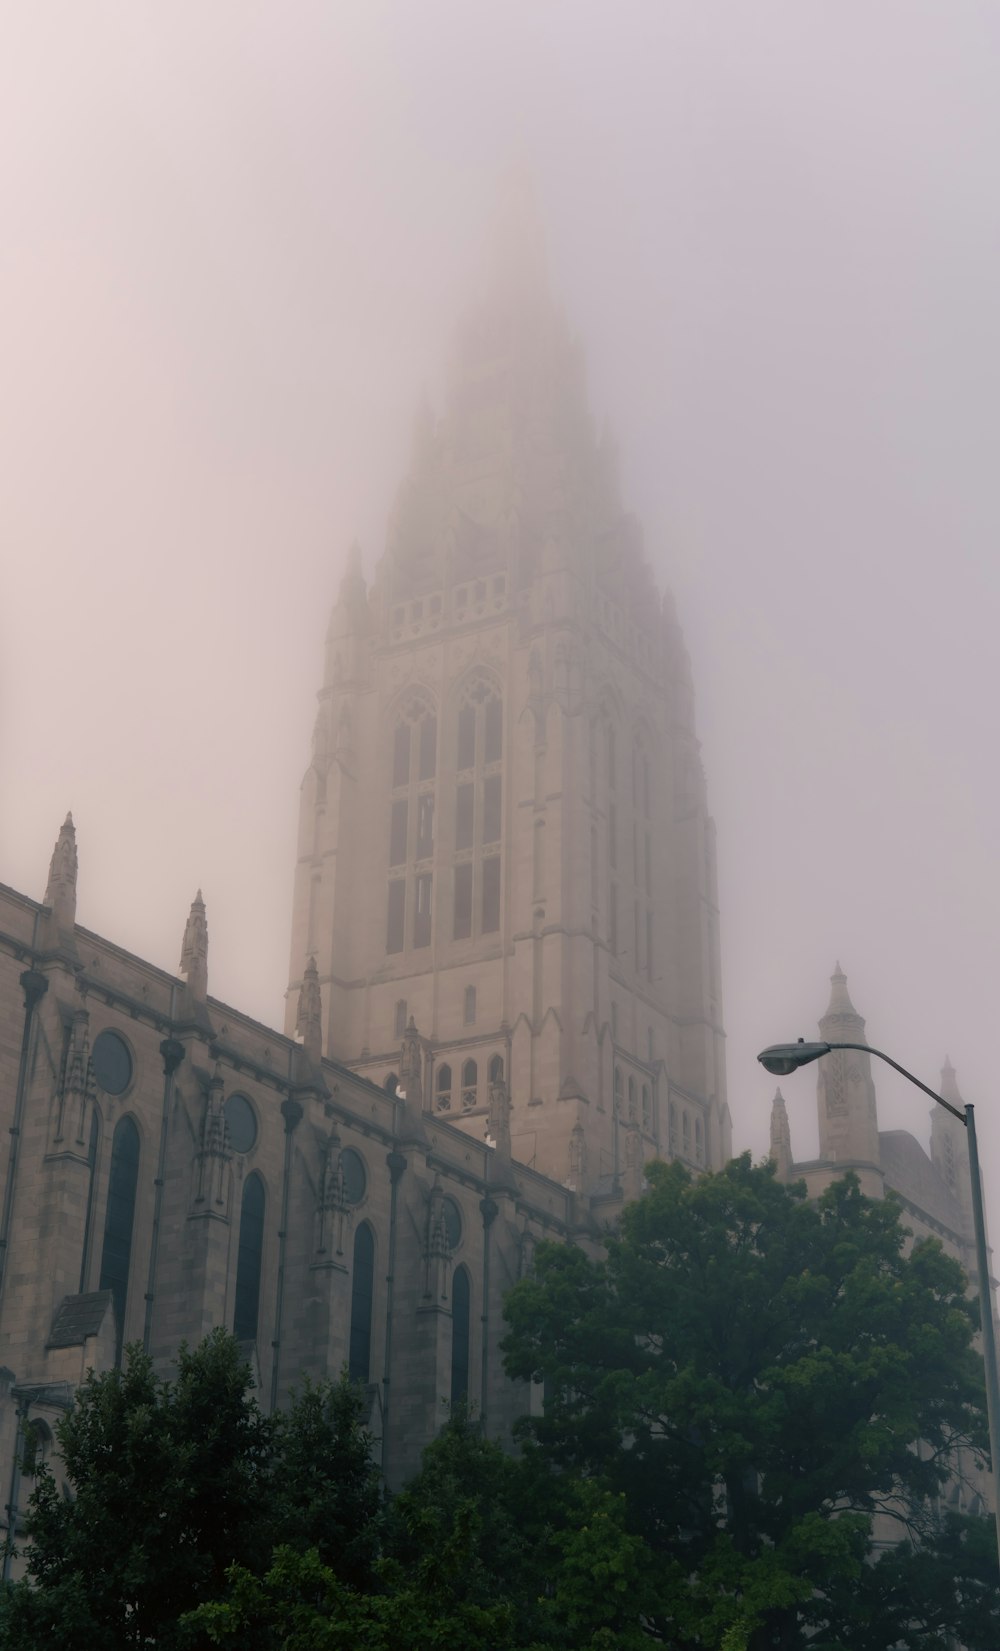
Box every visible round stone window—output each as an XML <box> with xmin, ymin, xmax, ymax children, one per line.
<box><xmin>91</xmin><ymin>1029</ymin><xmax>133</xmax><ymax>1096</ymax></box>
<box><xmin>442</xmin><ymin>1196</ymin><xmax>462</xmax><ymax>1250</ymax></box>
<box><xmin>224</xmin><ymin>1093</ymin><xmax>257</xmax><ymax>1155</ymax></box>
<box><xmin>341</xmin><ymin>1148</ymin><xmax>367</xmax><ymax>1205</ymax></box>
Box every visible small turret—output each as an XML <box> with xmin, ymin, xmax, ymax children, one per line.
<box><xmin>769</xmin><ymin>1088</ymin><xmax>793</xmax><ymax>1180</ymax></box>
<box><xmin>180</xmin><ymin>891</ymin><xmax>208</xmax><ymax>1003</ymax></box>
<box><xmin>39</xmin><ymin>812</ymin><xmax>80</xmax><ymax>959</ymax></box>
<box><xmin>815</xmin><ymin>964</ymin><xmax>882</xmax><ymax>1186</ymax></box>
<box><xmin>931</xmin><ymin>1057</ymin><xmax>972</xmax><ymax>1219</ymax></box>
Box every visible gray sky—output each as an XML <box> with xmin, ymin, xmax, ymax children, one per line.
<box><xmin>3</xmin><ymin>2</ymin><xmax>999</xmax><ymax>1223</ymax></box>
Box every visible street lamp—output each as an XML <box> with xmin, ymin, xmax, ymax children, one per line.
<box><xmin>758</xmin><ymin>1037</ymin><xmax>1000</xmax><ymax>1573</ymax></box>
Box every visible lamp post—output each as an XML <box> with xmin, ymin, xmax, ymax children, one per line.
<box><xmin>757</xmin><ymin>1037</ymin><xmax>1000</xmax><ymax>1573</ymax></box>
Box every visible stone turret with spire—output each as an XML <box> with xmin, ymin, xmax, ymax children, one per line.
<box><xmin>38</xmin><ymin>812</ymin><xmax>80</xmax><ymax>962</ymax></box>
<box><xmin>769</xmin><ymin>1088</ymin><xmax>793</xmax><ymax>1180</ymax></box>
<box><xmin>177</xmin><ymin>891</ymin><xmax>213</xmax><ymax>1035</ymax></box>
<box><xmin>930</xmin><ymin>1057</ymin><xmax>973</xmax><ymax>1221</ymax></box>
<box><xmin>815</xmin><ymin>964</ymin><xmax>883</xmax><ymax>1196</ymax></box>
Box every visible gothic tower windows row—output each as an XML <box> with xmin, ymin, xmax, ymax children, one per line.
<box><xmin>385</xmin><ymin>678</ymin><xmax>503</xmax><ymax>956</ymax></box>
<box><xmin>387</xmin><ymin>694</ymin><xmax>437</xmax><ymax>955</ymax></box>
<box><xmin>434</xmin><ymin>1052</ymin><xmax>504</xmax><ymax>1115</ymax></box>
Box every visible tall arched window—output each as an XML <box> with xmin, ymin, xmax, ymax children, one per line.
<box><xmin>98</xmin><ymin>1115</ymin><xmax>140</xmax><ymax>1360</ymax></box>
<box><xmin>435</xmin><ymin>1064</ymin><xmax>453</xmax><ymax>1112</ymax></box>
<box><xmin>488</xmin><ymin>1054</ymin><xmax>504</xmax><ymax>1084</ymax></box>
<box><xmin>461</xmin><ymin>1059</ymin><xmax>478</xmax><ymax>1111</ymax></box>
<box><xmin>453</xmin><ymin>675</ymin><xmax>503</xmax><ymax>940</ymax></box>
<box><xmin>451</xmin><ymin>1266</ymin><xmax>471</xmax><ymax>1407</ymax></box>
<box><xmin>386</xmin><ymin>693</ymin><xmax>437</xmax><ymax>954</ymax></box>
<box><xmin>349</xmin><ymin>1222</ymin><xmax>375</xmax><ymax>1384</ymax></box>
<box><xmin>233</xmin><ymin>1173</ymin><xmax>265</xmax><ymax>1343</ymax></box>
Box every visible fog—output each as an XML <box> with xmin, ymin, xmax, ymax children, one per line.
<box><xmin>3</xmin><ymin>4</ymin><xmax>999</xmax><ymax>1225</ymax></box>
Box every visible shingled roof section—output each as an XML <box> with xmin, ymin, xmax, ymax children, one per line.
<box><xmin>46</xmin><ymin>1290</ymin><xmax>114</xmax><ymax>1349</ymax></box>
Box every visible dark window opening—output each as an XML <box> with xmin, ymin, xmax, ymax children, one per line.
<box><xmin>416</xmin><ymin>794</ymin><xmax>434</xmax><ymax>859</ymax></box>
<box><xmin>418</xmin><ymin>716</ymin><xmax>437</xmax><ymax>781</ymax></box>
<box><xmin>389</xmin><ymin>799</ymin><xmax>408</xmax><ymax>866</ymax></box>
<box><xmin>483</xmin><ymin>774</ymin><xmax>502</xmax><ymax>843</ymax></box>
<box><xmin>392</xmin><ymin>723</ymin><xmax>411</xmax><ymax>788</ymax></box>
<box><xmin>461</xmin><ymin>1059</ymin><xmax>478</xmax><ymax>1111</ymax></box>
<box><xmin>464</xmin><ymin>984</ymin><xmax>476</xmax><ymax>1025</ymax></box>
<box><xmin>436</xmin><ymin>1064</ymin><xmax>452</xmax><ymax>1111</ymax></box>
<box><xmin>98</xmin><ymin>1115</ymin><xmax>140</xmax><ymax>1362</ymax></box>
<box><xmin>453</xmin><ymin>863</ymin><xmax>472</xmax><ymax>940</ymax></box>
<box><xmin>455</xmin><ymin>783</ymin><xmax>474</xmax><ymax>850</ymax></box>
<box><xmin>233</xmin><ymin>1172</ymin><xmax>265</xmax><ymax>1343</ymax></box>
<box><xmin>451</xmin><ymin>1268</ymin><xmax>471</xmax><ymax>1406</ymax></box>
<box><xmin>482</xmin><ymin>856</ymin><xmax>500</xmax><ymax>933</ymax></box>
<box><xmin>414</xmin><ymin>874</ymin><xmax>433</xmax><ymax>948</ymax></box>
<box><xmin>349</xmin><ymin>1223</ymin><xmax>375</xmax><ymax>1383</ymax></box>
<box><xmin>484</xmin><ymin>696</ymin><xmax>502</xmax><ymax>763</ymax></box>
<box><xmin>386</xmin><ymin>879</ymin><xmax>405</xmax><ymax>953</ymax></box>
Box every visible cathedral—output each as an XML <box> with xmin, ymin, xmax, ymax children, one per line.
<box><xmin>0</xmin><ymin>209</ymin><xmax>731</xmax><ymax>1548</ymax></box>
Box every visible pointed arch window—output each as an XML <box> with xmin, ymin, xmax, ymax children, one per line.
<box><xmin>452</xmin><ymin>675</ymin><xmax>503</xmax><ymax>940</ymax></box>
<box><xmin>451</xmin><ymin>1266</ymin><xmax>471</xmax><ymax>1407</ymax></box>
<box><xmin>435</xmin><ymin>1064</ymin><xmax>453</xmax><ymax>1112</ymax></box>
<box><xmin>234</xmin><ymin>1173</ymin><xmax>265</xmax><ymax>1343</ymax></box>
<box><xmin>349</xmin><ymin>1223</ymin><xmax>375</xmax><ymax>1384</ymax></box>
<box><xmin>461</xmin><ymin>1059</ymin><xmax>478</xmax><ymax>1111</ymax></box>
<box><xmin>386</xmin><ymin>694</ymin><xmax>437</xmax><ymax>955</ymax></box>
<box><xmin>98</xmin><ymin>1115</ymin><xmax>140</xmax><ymax>1361</ymax></box>
<box><xmin>488</xmin><ymin>1054</ymin><xmax>504</xmax><ymax>1084</ymax></box>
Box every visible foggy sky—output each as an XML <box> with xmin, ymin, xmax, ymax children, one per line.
<box><xmin>3</xmin><ymin>3</ymin><xmax>999</xmax><ymax>1227</ymax></box>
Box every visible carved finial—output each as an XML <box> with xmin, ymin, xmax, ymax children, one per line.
<box><xmin>769</xmin><ymin>1088</ymin><xmax>793</xmax><ymax>1180</ymax></box>
<box><xmin>296</xmin><ymin>957</ymin><xmax>323</xmax><ymax>1064</ymax></box>
<box><xmin>44</xmin><ymin>812</ymin><xmax>78</xmax><ymax>936</ymax></box>
<box><xmin>179</xmin><ymin>891</ymin><xmax>208</xmax><ymax>1003</ymax></box>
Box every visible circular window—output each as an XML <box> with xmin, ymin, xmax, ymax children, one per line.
<box><xmin>91</xmin><ymin>1030</ymin><xmax>133</xmax><ymax>1096</ymax></box>
<box><xmin>224</xmin><ymin>1094</ymin><xmax>257</xmax><ymax>1155</ymax></box>
<box><xmin>341</xmin><ymin>1148</ymin><xmax>367</xmax><ymax>1205</ymax></box>
<box><xmin>442</xmin><ymin>1196</ymin><xmax>462</xmax><ymax>1250</ymax></box>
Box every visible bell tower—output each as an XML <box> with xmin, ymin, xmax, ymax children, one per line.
<box><xmin>287</xmin><ymin>190</ymin><xmax>729</xmax><ymax>1192</ymax></box>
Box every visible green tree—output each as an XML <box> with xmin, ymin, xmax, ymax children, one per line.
<box><xmin>502</xmin><ymin>1156</ymin><xmax>993</xmax><ymax>1650</ymax></box>
<box><xmin>0</xmin><ymin>1331</ymin><xmax>273</xmax><ymax>1650</ymax></box>
<box><xmin>268</xmin><ymin>1374</ymin><xmax>384</xmax><ymax>1589</ymax></box>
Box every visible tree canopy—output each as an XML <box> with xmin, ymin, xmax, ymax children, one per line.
<box><xmin>502</xmin><ymin>1155</ymin><xmax>996</xmax><ymax>1650</ymax></box>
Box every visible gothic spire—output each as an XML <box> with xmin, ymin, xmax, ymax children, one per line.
<box><xmin>43</xmin><ymin>812</ymin><xmax>78</xmax><ymax>938</ymax></box>
<box><xmin>769</xmin><ymin>1088</ymin><xmax>792</xmax><ymax>1179</ymax></box>
<box><xmin>179</xmin><ymin>890</ymin><xmax>208</xmax><ymax>1003</ymax></box>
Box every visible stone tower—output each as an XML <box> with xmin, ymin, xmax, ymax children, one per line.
<box><xmin>814</xmin><ymin>964</ymin><xmax>883</xmax><ymax>1197</ymax></box>
<box><xmin>287</xmin><ymin>194</ymin><xmax>730</xmax><ymax>1191</ymax></box>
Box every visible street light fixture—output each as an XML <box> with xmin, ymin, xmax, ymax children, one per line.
<box><xmin>758</xmin><ymin>1036</ymin><xmax>1000</xmax><ymax>1573</ymax></box>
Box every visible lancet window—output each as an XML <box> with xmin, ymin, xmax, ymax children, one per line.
<box><xmin>349</xmin><ymin>1223</ymin><xmax>375</xmax><ymax>1383</ymax></box>
<box><xmin>436</xmin><ymin>1064</ymin><xmax>453</xmax><ymax>1112</ymax></box>
<box><xmin>461</xmin><ymin>1058</ymin><xmax>478</xmax><ymax>1111</ymax></box>
<box><xmin>386</xmin><ymin>693</ymin><xmax>437</xmax><ymax>955</ymax></box>
<box><xmin>452</xmin><ymin>675</ymin><xmax>503</xmax><ymax>940</ymax></box>
<box><xmin>98</xmin><ymin>1115</ymin><xmax>140</xmax><ymax>1362</ymax></box>
<box><xmin>233</xmin><ymin>1172</ymin><xmax>265</xmax><ymax>1342</ymax></box>
<box><xmin>451</xmin><ymin>1266</ymin><xmax>471</xmax><ymax>1407</ymax></box>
